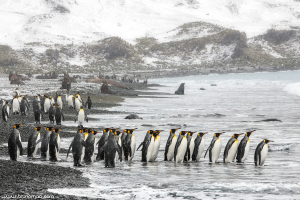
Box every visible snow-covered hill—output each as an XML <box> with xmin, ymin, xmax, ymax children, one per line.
<box><xmin>0</xmin><ymin>0</ymin><xmax>299</xmax><ymax>47</ymax></box>
<box><xmin>0</xmin><ymin>0</ymin><xmax>299</xmax><ymax>73</ymax></box>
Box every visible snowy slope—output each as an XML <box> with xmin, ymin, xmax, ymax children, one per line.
<box><xmin>0</xmin><ymin>0</ymin><xmax>299</xmax><ymax>47</ymax></box>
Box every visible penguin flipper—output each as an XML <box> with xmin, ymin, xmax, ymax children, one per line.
<box><xmin>115</xmin><ymin>143</ymin><xmax>122</xmax><ymax>162</ymax></box>
<box><xmin>98</xmin><ymin>143</ymin><xmax>107</xmax><ymax>155</ymax></box>
<box><xmin>237</xmin><ymin>141</ymin><xmax>246</xmax><ymax>162</ymax></box>
<box><xmin>137</xmin><ymin>142</ymin><xmax>144</xmax><ymax>151</ymax></box>
<box><xmin>66</xmin><ymin>140</ymin><xmax>73</xmax><ymax>159</ymax></box>
<box><xmin>204</xmin><ymin>146</ymin><xmax>211</xmax><ymax>159</ymax></box>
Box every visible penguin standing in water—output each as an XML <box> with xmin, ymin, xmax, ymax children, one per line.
<box><xmin>236</xmin><ymin>130</ymin><xmax>255</xmax><ymax>163</ymax></box>
<box><xmin>44</xmin><ymin>95</ymin><xmax>50</xmax><ymax>113</ymax></box>
<box><xmin>204</xmin><ymin>133</ymin><xmax>224</xmax><ymax>163</ymax></box>
<box><xmin>66</xmin><ymin>128</ymin><xmax>87</xmax><ymax>166</ymax></box>
<box><xmin>2</xmin><ymin>101</ymin><xmax>10</xmax><ymax>122</ymax></box>
<box><xmin>27</xmin><ymin>127</ymin><xmax>43</xmax><ymax>158</ymax></box>
<box><xmin>149</xmin><ymin>130</ymin><xmax>163</xmax><ymax>162</ymax></box>
<box><xmin>184</xmin><ymin>131</ymin><xmax>195</xmax><ymax>162</ymax></box>
<box><xmin>192</xmin><ymin>132</ymin><xmax>207</xmax><ymax>161</ymax></box>
<box><xmin>56</xmin><ymin>95</ymin><xmax>63</xmax><ymax>109</ymax></box>
<box><xmin>120</xmin><ymin>130</ymin><xmax>127</xmax><ymax>160</ymax></box>
<box><xmin>96</xmin><ymin>128</ymin><xmax>111</xmax><ymax>161</ymax></box>
<box><xmin>32</xmin><ymin>96</ymin><xmax>38</xmax><ymax>112</ymax></box>
<box><xmin>174</xmin><ymin>131</ymin><xmax>188</xmax><ymax>163</ymax></box>
<box><xmin>55</xmin><ymin>105</ymin><xmax>64</xmax><ymax>125</ymax></box>
<box><xmin>49</xmin><ymin>128</ymin><xmax>61</xmax><ymax>161</ymax></box>
<box><xmin>40</xmin><ymin>127</ymin><xmax>54</xmax><ymax>160</ymax></box>
<box><xmin>34</xmin><ymin>102</ymin><xmax>43</xmax><ymax>124</ymax></box>
<box><xmin>49</xmin><ymin>103</ymin><xmax>56</xmax><ymax>124</ymax></box>
<box><xmin>114</xmin><ymin>130</ymin><xmax>123</xmax><ymax>161</ymax></box>
<box><xmin>85</xmin><ymin>96</ymin><xmax>92</xmax><ymax>109</ymax></box>
<box><xmin>124</xmin><ymin>129</ymin><xmax>137</xmax><ymax>161</ymax></box>
<box><xmin>98</xmin><ymin>130</ymin><xmax>122</xmax><ymax>168</ymax></box>
<box><xmin>8</xmin><ymin>124</ymin><xmax>24</xmax><ymax>161</ymax></box>
<box><xmin>40</xmin><ymin>95</ymin><xmax>45</xmax><ymax>113</ymax></box>
<box><xmin>254</xmin><ymin>139</ymin><xmax>273</xmax><ymax>166</ymax></box>
<box><xmin>137</xmin><ymin>130</ymin><xmax>155</xmax><ymax>162</ymax></box>
<box><xmin>12</xmin><ymin>96</ymin><xmax>20</xmax><ymax>114</ymax></box>
<box><xmin>223</xmin><ymin>134</ymin><xmax>242</xmax><ymax>163</ymax></box>
<box><xmin>164</xmin><ymin>129</ymin><xmax>179</xmax><ymax>161</ymax></box>
<box><xmin>74</xmin><ymin>106</ymin><xmax>88</xmax><ymax>127</ymax></box>
<box><xmin>83</xmin><ymin>129</ymin><xmax>98</xmax><ymax>164</ymax></box>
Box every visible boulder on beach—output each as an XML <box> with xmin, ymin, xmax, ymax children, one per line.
<box><xmin>200</xmin><ymin>88</ymin><xmax>206</xmax><ymax>90</ymax></box>
<box><xmin>211</xmin><ymin>84</ymin><xmax>217</xmax><ymax>86</ymax></box>
<box><xmin>101</xmin><ymin>81</ymin><xmax>113</xmax><ymax>94</ymax></box>
<box><xmin>175</xmin><ymin>83</ymin><xmax>185</xmax><ymax>95</ymax></box>
<box><xmin>125</xmin><ymin>114</ymin><xmax>143</xmax><ymax>119</ymax></box>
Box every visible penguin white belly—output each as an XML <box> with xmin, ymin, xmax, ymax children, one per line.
<box><xmin>6</xmin><ymin>106</ymin><xmax>9</xmax><ymax>116</ymax></box>
<box><xmin>56</xmin><ymin>135</ymin><xmax>60</xmax><ymax>160</ymax></box>
<box><xmin>242</xmin><ymin>140</ymin><xmax>250</xmax><ymax>162</ymax></box>
<box><xmin>211</xmin><ymin>139</ymin><xmax>221</xmax><ymax>163</ymax></box>
<box><xmin>78</xmin><ymin>110</ymin><xmax>84</xmax><ymax>125</ymax></box>
<box><xmin>47</xmin><ymin>144</ymin><xmax>50</xmax><ymax>160</ymax></box>
<box><xmin>176</xmin><ymin>137</ymin><xmax>187</xmax><ymax>163</ymax></box>
<box><xmin>75</xmin><ymin>99</ymin><xmax>81</xmax><ymax>111</ymax></box>
<box><xmin>115</xmin><ymin>137</ymin><xmax>122</xmax><ymax>161</ymax></box>
<box><xmin>67</xmin><ymin>96</ymin><xmax>73</xmax><ymax>107</ymax></box>
<box><xmin>57</xmin><ymin>98</ymin><xmax>63</xmax><ymax>108</ymax></box>
<box><xmin>225</xmin><ymin>141</ymin><xmax>239</xmax><ymax>163</ymax></box>
<box><xmin>260</xmin><ymin>144</ymin><xmax>268</xmax><ymax>166</ymax></box>
<box><xmin>150</xmin><ymin>136</ymin><xmax>160</xmax><ymax>161</ymax></box>
<box><xmin>13</xmin><ymin>99</ymin><xmax>19</xmax><ymax>112</ymax></box>
<box><xmin>44</xmin><ymin>99</ymin><xmax>50</xmax><ymax>112</ymax></box>
<box><xmin>32</xmin><ymin>133</ymin><xmax>40</xmax><ymax>157</ymax></box>
<box><xmin>167</xmin><ymin>136</ymin><xmax>177</xmax><ymax>161</ymax></box>
<box><xmin>188</xmin><ymin>137</ymin><xmax>195</xmax><ymax>161</ymax></box>
<box><xmin>146</xmin><ymin>137</ymin><xmax>155</xmax><ymax>162</ymax></box>
<box><xmin>196</xmin><ymin>138</ymin><xmax>205</xmax><ymax>161</ymax></box>
<box><xmin>81</xmin><ymin>134</ymin><xmax>88</xmax><ymax>162</ymax></box>
<box><xmin>129</xmin><ymin>135</ymin><xmax>136</xmax><ymax>161</ymax></box>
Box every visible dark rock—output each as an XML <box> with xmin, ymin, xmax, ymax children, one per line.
<box><xmin>175</xmin><ymin>83</ymin><xmax>185</xmax><ymax>95</ymax></box>
<box><xmin>261</xmin><ymin>118</ymin><xmax>282</xmax><ymax>122</ymax></box>
<box><xmin>205</xmin><ymin>113</ymin><xmax>226</xmax><ymax>117</ymax></box>
<box><xmin>263</xmin><ymin>29</ymin><xmax>296</xmax><ymax>45</ymax></box>
<box><xmin>125</xmin><ymin>114</ymin><xmax>143</xmax><ymax>119</ymax></box>
<box><xmin>200</xmin><ymin>88</ymin><xmax>206</xmax><ymax>90</ymax></box>
<box><xmin>211</xmin><ymin>84</ymin><xmax>217</xmax><ymax>86</ymax></box>
<box><xmin>101</xmin><ymin>81</ymin><xmax>113</xmax><ymax>94</ymax></box>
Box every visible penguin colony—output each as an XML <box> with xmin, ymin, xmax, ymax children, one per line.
<box><xmin>5</xmin><ymin>89</ymin><xmax>274</xmax><ymax>168</ymax></box>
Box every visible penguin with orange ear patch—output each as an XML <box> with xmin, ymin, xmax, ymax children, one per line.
<box><xmin>49</xmin><ymin>128</ymin><xmax>62</xmax><ymax>161</ymax></box>
<box><xmin>83</xmin><ymin>129</ymin><xmax>98</xmax><ymax>164</ymax></box>
<box><xmin>27</xmin><ymin>127</ymin><xmax>44</xmax><ymax>158</ymax></box>
<box><xmin>8</xmin><ymin>124</ymin><xmax>24</xmax><ymax>161</ymax></box>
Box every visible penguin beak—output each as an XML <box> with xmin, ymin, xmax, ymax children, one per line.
<box><xmin>238</xmin><ymin>134</ymin><xmax>242</xmax><ymax>136</ymax></box>
<box><xmin>203</xmin><ymin>133</ymin><xmax>207</xmax><ymax>135</ymax></box>
<box><xmin>268</xmin><ymin>140</ymin><xmax>274</xmax><ymax>142</ymax></box>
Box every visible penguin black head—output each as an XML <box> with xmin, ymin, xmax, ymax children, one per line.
<box><xmin>103</xmin><ymin>128</ymin><xmax>111</xmax><ymax>133</ymax></box>
<box><xmin>52</xmin><ymin>128</ymin><xmax>62</xmax><ymax>133</ymax></box>
<box><xmin>264</xmin><ymin>139</ymin><xmax>274</xmax><ymax>144</ymax></box>
<box><xmin>232</xmin><ymin>134</ymin><xmax>242</xmax><ymax>139</ymax></box>
<box><xmin>170</xmin><ymin>129</ymin><xmax>179</xmax><ymax>134</ymax></box>
<box><xmin>179</xmin><ymin>131</ymin><xmax>187</xmax><ymax>136</ymax></box>
<box><xmin>110</xmin><ymin>128</ymin><xmax>119</xmax><ymax>133</ymax></box>
<box><xmin>198</xmin><ymin>132</ymin><xmax>207</xmax><ymax>137</ymax></box>
<box><xmin>80</xmin><ymin>106</ymin><xmax>83</xmax><ymax>109</ymax></box>
<box><xmin>188</xmin><ymin>131</ymin><xmax>195</xmax><ymax>136</ymax></box>
<box><xmin>246</xmin><ymin>130</ymin><xmax>255</xmax><ymax>137</ymax></box>
<box><xmin>5</xmin><ymin>101</ymin><xmax>8</xmax><ymax>105</ymax></box>
<box><xmin>127</xmin><ymin>128</ymin><xmax>137</xmax><ymax>134</ymax></box>
<box><xmin>14</xmin><ymin>124</ymin><xmax>23</xmax><ymax>129</ymax></box>
<box><xmin>147</xmin><ymin>130</ymin><xmax>154</xmax><ymax>135</ymax></box>
<box><xmin>92</xmin><ymin>131</ymin><xmax>98</xmax><ymax>135</ymax></box>
<box><xmin>77</xmin><ymin>128</ymin><xmax>84</xmax><ymax>133</ymax></box>
<box><xmin>115</xmin><ymin>131</ymin><xmax>122</xmax><ymax>136</ymax></box>
<box><xmin>46</xmin><ymin>127</ymin><xmax>54</xmax><ymax>131</ymax></box>
<box><xmin>214</xmin><ymin>133</ymin><xmax>223</xmax><ymax>138</ymax></box>
<box><xmin>35</xmin><ymin>127</ymin><xmax>44</xmax><ymax>131</ymax></box>
<box><xmin>153</xmin><ymin>130</ymin><xmax>163</xmax><ymax>136</ymax></box>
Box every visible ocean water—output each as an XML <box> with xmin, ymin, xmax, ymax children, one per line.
<box><xmin>1</xmin><ymin>71</ymin><xmax>300</xmax><ymax>199</ymax></box>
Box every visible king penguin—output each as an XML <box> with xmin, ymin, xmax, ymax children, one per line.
<box><xmin>27</xmin><ymin>127</ymin><xmax>43</xmax><ymax>158</ymax></box>
<box><xmin>254</xmin><ymin>139</ymin><xmax>273</xmax><ymax>166</ymax></box>
<box><xmin>8</xmin><ymin>124</ymin><xmax>24</xmax><ymax>161</ymax></box>
<box><xmin>66</xmin><ymin>128</ymin><xmax>87</xmax><ymax>166</ymax></box>
<box><xmin>74</xmin><ymin>106</ymin><xmax>88</xmax><ymax>127</ymax></box>
<box><xmin>49</xmin><ymin>128</ymin><xmax>61</xmax><ymax>161</ymax></box>
<box><xmin>40</xmin><ymin>127</ymin><xmax>54</xmax><ymax>160</ymax></box>
<box><xmin>137</xmin><ymin>130</ymin><xmax>155</xmax><ymax>162</ymax></box>
<box><xmin>149</xmin><ymin>130</ymin><xmax>163</xmax><ymax>162</ymax></box>
<box><xmin>34</xmin><ymin>102</ymin><xmax>43</xmax><ymax>124</ymax></box>
<box><xmin>83</xmin><ymin>129</ymin><xmax>98</xmax><ymax>164</ymax></box>
<box><xmin>55</xmin><ymin>105</ymin><xmax>64</xmax><ymax>125</ymax></box>
<box><xmin>75</xmin><ymin>97</ymin><xmax>81</xmax><ymax>111</ymax></box>
<box><xmin>2</xmin><ymin>101</ymin><xmax>10</xmax><ymax>122</ymax></box>
<box><xmin>192</xmin><ymin>132</ymin><xmax>207</xmax><ymax>161</ymax></box>
<box><xmin>123</xmin><ymin>128</ymin><xmax>137</xmax><ymax>161</ymax></box>
<box><xmin>67</xmin><ymin>95</ymin><xmax>75</xmax><ymax>108</ymax></box>
<box><xmin>164</xmin><ymin>129</ymin><xmax>179</xmax><ymax>161</ymax></box>
<box><xmin>174</xmin><ymin>131</ymin><xmax>188</xmax><ymax>163</ymax></box>
<box><xmin>96</xmin><ymin>127</ymin><xmax>111</xmax><ymax>161</ymax></box>
<box><xmin>49</xmin><ymin>103</ymin><xmax>56</xmax><ymax>124</ymax></box>
<box><xmin>223</xmin><ymin>134</ymin><xmax>242</xmax><ymax>163</ymax></box>
<box><xmin>236</xmin><ymin>130</ymin><xmax>255</xmax><ymax>163</ymax></box>
<box><xmin>204</xmin><ymin>133</ymin><xmax>224</xmax><ymax>163</ymax></box>
<box><xmin>184</xmin><ymin>131</ymin><xmax>195</xmax><ymax>162</ymax></box>
<box><xmin>12</xmin><ymin>96</ymin><xmax>20</xmax><ymax>114</ymax></box>
<box><xmin>57</xmin><ymin>95</ymin><xmax>63</xmax><ymax>109</ymax></box>
<box><xmin>98</xmin><ymin>130</ymin><xmax>122</xmax><ymax>168</ymax></box>
<box><xmin>44</xmin><ymin>95</ymin><xmax>50</xmax><ymax>113</ymax></box>
<box><xmin>114</xmin><ymin>130</ymin><xmax>123</xmax><ymax>161</ymax></box>
<box><xmin>85</xmin><ymin>96</ymin><xmax>92</xmax><ymax>109</ymax></box>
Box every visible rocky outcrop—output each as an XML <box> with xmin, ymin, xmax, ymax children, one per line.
<box><xmin>175</xmin><ymin>83</ymin><xmax>185</xmax><ymax>95</ymax></box>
